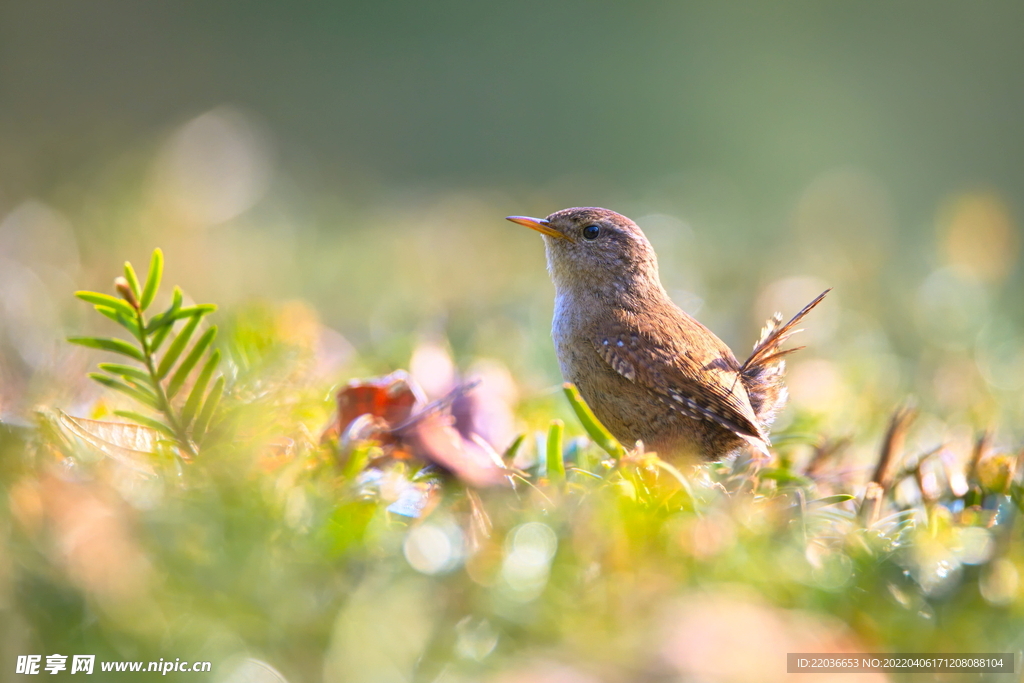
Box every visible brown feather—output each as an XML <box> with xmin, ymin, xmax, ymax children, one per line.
<box><xmin>741</xmin><ymin>289</ymin><xmax>831</xmax><ymax>425</ymax></box>
<box><xmin>591</xmin><ymin>322</ymin><xmax>764</xmax><ymax>441</ymax></box>
<box><xmin>742</xmin><ymin>289</ymin><xmax>831</xmax><ymax>373</ymax></box>
<box><xmin>514</xmin><ymin>206</ymin><xmax>827</xmax><ymax>461</ymax></box>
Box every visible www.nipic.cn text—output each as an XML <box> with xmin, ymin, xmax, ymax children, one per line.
<box><xmin>16</xmin><ymin>655</ymin><xmax>213</xmax><ymax>675</ymax></box>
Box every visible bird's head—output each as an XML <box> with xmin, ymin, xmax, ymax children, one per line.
<box><xmin>506</xmin><ymin>207</ymin><xmax>661</xmax><ymax>299</ymax></box>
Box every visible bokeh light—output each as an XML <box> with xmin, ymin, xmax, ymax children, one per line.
<box><xmin>3</xmin><ymin>4</ymin><xmax>1024</xmax><ymax>681</ymax></box>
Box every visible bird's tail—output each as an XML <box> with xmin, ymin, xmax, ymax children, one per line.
<box><xmin>740</xmin><ymin>289</ymin><xmax>831</xmax><ymax>427</ymax></box>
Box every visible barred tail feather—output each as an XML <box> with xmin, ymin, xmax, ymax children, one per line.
<box><xmin>741</xmin><ymin>289</ymin><xmax>831</xmax><ymax>426</ymax></box>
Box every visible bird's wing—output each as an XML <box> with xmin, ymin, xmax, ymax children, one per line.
<box><xmin>590</xmin><ymin>321</ymin><xmax>767</xmax><ymax>444</ymax></box>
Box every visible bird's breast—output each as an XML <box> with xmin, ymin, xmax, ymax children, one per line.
<box><xmin>551</xmin><ymin>293</ymin><xmax>622</xmax><ymax>389</ymax></box>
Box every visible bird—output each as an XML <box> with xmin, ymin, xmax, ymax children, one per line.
<box><xmin>507</xmin><ymin>207</ymin><xmax>829</xmax><ymax>462</ymax></box>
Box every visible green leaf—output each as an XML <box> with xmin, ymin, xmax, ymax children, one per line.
<box><xmin>173</xmin><ymin>304</ymin><xmax>217</xmax><ymax>320</ymax></box>
<box><xmin>546</xmin><ymin>419</ymin><xmax>565</xmax><ymax>483</ymax></box>
<box><xmin>68</xmin><ymin>336</ymin><xmax>145</xmax><ymax>363</ymax></box>
<box><xmin>93</xmin><ymin>306</ymin><xmax>141</xmax><ymax>338</ymax></box>
<box><xmin>146</xmin><ymin>304</ymin><xmax>216</xmax><ymax>334</ymax></box>
<box><xmin>98</xmin><ymin>362</ymin><xmax>154</xmax><ymax>386</ymax></box>
<box><xmin>150</xmin><ymin>324</ymin><xmax>173</xmax><ymax>355</ymax></box>
<box><xmin>88</xmin><ymin>373</ymin><xmax>160</xmax><ymax>410</ymax></box>
<box><xmin>759</xmin><ymin>468</ymin><xmax>814</xmax><ymax>487</ymax></box>
<box><xmin>342</xmin><ymin>441</ymin><xmax>372</xmax><ymax>480</ymax></box>
<box><xmin>502</xmin><ymin>433</ymin><xmax>525</xmax><ymax>463</ymax></box>
<box><xmin>562</xmin><ymin>383</ymin><xmax>624</xmax><ymax>459</ymax></box>
<box><xmin>112</xmin><ymin>410</ymin><xmax>178</xmax><ymax>439</ymax></box>
<box><xmin>154</xmin><ymin>286</ymin><xmax>184</xmax><ymax>322</ymax></box>
<box><xmin>807</xmin><ymin>494</ymin><xmax>857</xmax><ymax>510</ymax></box>
<box><xmin>181</xmin><ymin>350</ymin><xmax>219</xmax><ymax>429</ymax></box>
<box><xmin>156</xmin><ymin>315</ymin><xmax>201</xmax><ymax>379</ymax></box>
<box><xmin>123</xmin><ymin>260</ymin><xmax>142</xmax><ymax>299</ymax></box>
<box><xmin>167</xmin><ymin>327</ymin><xmax>217</xmax><ymax>399</ymax></box>
<box><xmin>192</xmin><ymin>376</ymin><xmax>224</xmax><ymax>440</ymax></box>
<box><xmin>647</xmin><ymin>457</ymin><xmax>695</xmax><ymax>501</ymax></box>
<box><xmin>139</xmin><ymin>248</ymin><xmax>163</xmax><ymax>310</ymax></box>
<box><xmin>76</xmin><ymin>291</ymin><xmax>136</xmax><ymax>319</ymax></box>
<box><xmin>144</xmin><ymin>286</ymin><xmax>183</xmax><ymax>349</ymax></box>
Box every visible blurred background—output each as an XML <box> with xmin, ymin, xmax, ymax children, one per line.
<box><xmin>3</xmin><ymin>2</ymin><xmax>1024</xmax><ymax>681</ymax></box>
<box><xmin>2</xmin><ymin>1</ymin><xmax>1023</xmax><ymax>437</ymax></box>
<box><xmin>3</xmin><ymin>1</ymin><xmax>1024</xmax><ymax>443</ymax></box>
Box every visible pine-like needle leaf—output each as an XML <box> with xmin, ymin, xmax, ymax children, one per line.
<box><xmin>97</xmin><ymin>362</ymin><xmax>154</xmax><ymax>386</ymax></box>
<box><xmin>181</xmin><ymin>350</ymin><xmax>220</xmax><ymax>429</ymax></box>
<box><xmin>93</xmin><ymin>306</ymin><xmax>142</xmax><ymax>338</ymax></box>
<box><xmin>156</xmin><ymin>315</ymin><xmax>201</xmax><ymax>380</ymax></box>
<box><xmin>88</xmin><ymin>373</ymin><xmax>160</xmax><ymax>409</ymax></box>
<box><xmin>193</xmin><ymin>376</ymin><xmax>224</xmax><ymax>440</ymax></box>
<box><xmin>123</xmin><ymin>261</ymin><xmax>142</xmax><ymax>299</ymax></box>
<box><xmin>112</xmin><ymin>410</ymin><xmax>178</xmax><ymax>439</ymax></box>
<box><xmin>75</xmin><ymin>291</ymin><xmax>136</xmax><ymax>319</ymax></box>
<box><xmin>167</xmin><ymin>327</ymin><xmax>217</xmax><ymax>399</ymax></box>
<box><xmin>139</xmin><ymin>248</ymin><xmax>163</xmax><ymax>311</ymax></box>
<box><xmin>68</xmin><ymin>336</ymin><xmax>145</xmax><ymax>363</ymax></box>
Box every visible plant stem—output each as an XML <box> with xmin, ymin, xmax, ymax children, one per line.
<box><xmin>133</xmin><ymin>307</ymin><xmax>198</xmax><ymax>459</ymax></box>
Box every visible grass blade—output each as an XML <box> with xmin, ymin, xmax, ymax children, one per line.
<box><xmin>156</xmin><ymin>315</ymin><xmax>201</xmax><ymax>380</ymax></box>
<box><xmin>167</xmin><ymin>327</ymin><xmax>217</xmax><ymax>399</ymax></box>
<box><xmin>139</xmin><ymin>248</ymin><xmax>163</xmax><ymax>311</ymax></box>
<box><xmin>180</xmin><ymin>350</ymin><xmax>219</xmax><ymax>428</ymax></box>
<box><xmin>192</xmin><ymin>376</ymin><xmax>224</xmax><ymax>440</ymax></box>
<box><xmin>562</xmin><ymin>383</ymin><xmax>624</xmax><ymax>458</ymax></box>
<box><xmin>503</xmin><ymin>433</ymin><xmax>525</xmax><ymax>463</ymax></box>
<box><xmin>68</xmin><ymin>336</ymin><xmax>145</xmax><ymax>363</ymax></box>
<box><xmin>546</xmin><ymin>419</ymin><xmax>565</xmax><ymax>483</ymax></box>
<box><xmin>808</xmin><ymin>494</ymin><xmax>857</xmax><ymax>510</ymax></box>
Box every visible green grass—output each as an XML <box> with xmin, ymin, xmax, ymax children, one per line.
<box><xmin>2</xmin><ymin>254</ymin><xmax>1023</xmax><ymax>683</ymax></box>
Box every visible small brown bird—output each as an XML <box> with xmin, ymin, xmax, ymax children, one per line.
<box><xmin>507</xmin><ymin>207</ymin><xmax>829</xmax><ymax>461</ymax></box>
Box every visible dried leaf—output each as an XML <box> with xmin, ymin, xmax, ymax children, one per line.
<box><xmin>339</xmin><ymin>370</ymin><xmax>423</xmax><ymax>427</ymax></box>
<box><xmin>322</xmin><ymin>370</ymin><xmax>424</xmax><ymax>443</ymax></box>
<box><xmin>394</xmin><ymin>410</ymin><xmax>507</xmax><ymax>487</ymax></box>
<box><xmin>328</xmin><ymin>371</ymin><xmax>507</xmax><ymax>487</ymax></box>
<box><xmin>57</xmin><ymin>411</ymin><xmax>163</xmax><ymax>475</ymax></box>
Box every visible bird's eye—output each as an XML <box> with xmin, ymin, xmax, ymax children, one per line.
<box><xmin>582</xmin><ymin>225</ymin><xmax>601</xmax><ymax>240</ymax></box>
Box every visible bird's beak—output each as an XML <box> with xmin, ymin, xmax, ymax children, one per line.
<box><xmin>506</xmin><ymin>216</ymin><xmax>574</xmax><ymax>242</ymax></box>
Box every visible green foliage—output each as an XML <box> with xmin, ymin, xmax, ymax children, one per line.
<box><xmin>563</xmin><ymin>382</ymin><xmax>624</xmax><ymax>458</ymax></box>
<box><xmin>545</xmin><ymin>419</ymin><xmax>565</xmax><ymax>483</ymax></box>
<box><xmin>68</xmin><ymin>248</ymin><xmax>222</xmax><ymax>458</ymax></box>
<box><xmin>0</xmin><ymin>248</ymin><xmax>1017</xmax><ymax>682</ymax></box>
